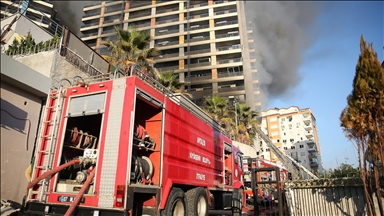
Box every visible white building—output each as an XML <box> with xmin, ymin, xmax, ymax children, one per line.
<box><xmin>258</xmin><ymin>106</ymin><xmax>323</xmax><ymax>173</ymax></box>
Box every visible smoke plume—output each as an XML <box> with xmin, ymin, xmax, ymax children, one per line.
<box><xmin>51</xmin><ymin>1</ymin><xmax>99</xmax><ymax>36</ymax></box>
<box><xmin>245</xmin><ymin>1</ymin><xmax>323</xmax><ymax>107</ymax></box>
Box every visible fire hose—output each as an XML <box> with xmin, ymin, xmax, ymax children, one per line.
<box><xmin>26</xmin><ymin>159</ymin><xmax>80</xmax><ymax>193</ymax></box>
<box><xmin>64</xmin><ymin>168</ymin><xmax>95</xmax><ymax>216</ymax></box>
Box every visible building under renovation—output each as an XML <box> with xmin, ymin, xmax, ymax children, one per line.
<box><xmin>79</xmin><ymin>0</ymin><xmax>262</xmax><ymax>111</ymax></box>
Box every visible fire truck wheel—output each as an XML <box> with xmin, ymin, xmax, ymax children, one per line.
<box><xmin>185</xmin><ymin>187</ymin><xmax>208</xmax><ymax>216</ymax></box>
<box><xmin>162</xmin><ymin>187</ymin><xmax>187</xmax><ymax>216</ymax></box>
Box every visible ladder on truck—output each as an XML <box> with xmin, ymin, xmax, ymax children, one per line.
<box><xmin>28</xmin><ymin>79</ymin><xmax>71</xmax><ymax>201</ymax></box>
<box><xmin>254</xmin><ymin>126</ymin><xmax>318</xmax><ymax>180</ymax></box>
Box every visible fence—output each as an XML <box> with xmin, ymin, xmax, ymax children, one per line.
<box><xmin>249</xmin><ymin>166</ymin><xmax>384</xmax><ymax>216</ymax></box>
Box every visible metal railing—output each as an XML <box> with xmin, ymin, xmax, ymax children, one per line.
<box><xmin>217</xmin><ymin>71</ymin><xmax>243</xmax><ymax>78</ymax></box>
<box><xmin>61</xmin><ymin>46</ymin><xmax>105</xmax><ymax>78</ymax></box>
<box><xmin>156</xmin><ymin>18</ymin><xmax>179</xmax><ymax>25</ymax></box>
<box><xmin>189</xmin><ymin>48</ymin><xmax>211</xmax><ymax>55</ymax></box>
<box><xmin>154</xmin><ymin>40</ymin><xmax>179</xmax><ymax>47</ymax></box>
<box><xmin>155</xmin><ymin>52</ymin><xmax>180</xmax><ymax>59</ymax></box>
<box><xmin>189</xmin><ymin>61</ymin><xmax>211</xmax><ymax>68</ymax></box>
<box><xmin>215</xmin><ymin>20</ymin><xmax>238</xmax><ymax>27</ymax></box>
<box><xmin>190</xmin><ymin>35</ymin><xmax>210</xmax><ymax>42</ymax></box>
<box><xmin>215</xmin><ymin>32</ymin><xmax>239</xmax><ymax>38</ymax></box>
<box><xmin>217</xmin><ymin>57</ymin><xmax>242</xmax><ymax>64</ymax></box>
<box><xmin>156</xmin><ymin>29</ymin><xmax>180</xmax><ymax>36</ymax></box>
<box><xmin>216</xmin><ymin>44</ymin><xmax>241</xmax><ymax>51</ymax></box>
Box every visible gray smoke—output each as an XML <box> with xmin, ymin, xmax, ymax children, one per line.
<box><xmin>245</xmin><ymin>1</ymin><xmax>323</xmax><ymax>107</ymax></box>
<box><xmin>51</xmin><ymin>1</ymin><xmax>99</xmax><ymax>35</ymax></box>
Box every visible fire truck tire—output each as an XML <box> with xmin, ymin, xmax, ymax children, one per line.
<box><xmin>162</xmin><ymin>187</ymin><xmax>187</xmax><ymax>216</ymax></box>
<box><xmin>185</xmin><ymin>187</ymin><xmax>208</xmax><ymax>216</ymax></box>
<box><xmin>233</xmin><ymin>188</ymin><xmax>244</xmax><ymax>216</ymax></box>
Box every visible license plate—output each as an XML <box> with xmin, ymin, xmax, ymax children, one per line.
<box><xmin>57</xmin><ymin>196</ymin><xmax>85</xmax><ymax>203</ymax></box>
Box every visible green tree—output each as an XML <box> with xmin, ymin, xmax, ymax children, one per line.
<box><xmin>324</xmin><ymin>163</ymin><xmax>360</xmax><ymax>178</ymax></box>
<box><xmin>102</xmin><ymin>26</ymin><xmax>160</xmax><ymax>77</ymax></box>
<box><xmin>340</xmin><ymin>36</ymin><xmax>384</xmax><ymax>215</ymax></box>
<box><xmin>235</xmin><ymin>103</ymin><xmax>259</xmax><ymax>143</ymax></box>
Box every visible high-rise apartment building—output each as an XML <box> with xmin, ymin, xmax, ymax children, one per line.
<box><xmin>258</xmin><ymin>106</ymin><xmax>323</xmax><ymax>173</ymax></box>
<box><xmin>80</xmin><ymin>0</ymin><xmax>262</xmax><ymax>111</ymax></box>
<box><xmin>1</xmin><ymin>0</ymin><xmax>61</xmax><ymax>35</ymax></box>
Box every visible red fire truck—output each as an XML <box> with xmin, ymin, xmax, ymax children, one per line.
<box><xmin>24</xmin><ymin>68</ymin><xmax>245</xmax><ymax>216</ymax></box>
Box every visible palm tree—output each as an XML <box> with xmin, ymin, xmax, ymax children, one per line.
<box><xmin>102</xmin><ymin>26</ymin><xmax>160</xmax><ymax>77</ymax></box>
<box><xmin>156</xmin><ymin>70</ymin><xmax>191</xmax><ymax>97</ymax></box>
<box><xmin>203</xmin><ymin>95</ymin><xmax>229</xmax><ymax>123</ymax></box>
<box><xmin>235</xmin><ymin>103</ymin><xmax>259</xmax><ymax>143</ymax></box>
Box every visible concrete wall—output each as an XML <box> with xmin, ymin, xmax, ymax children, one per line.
<box><xmin>14</xmin><ymin>50</ymin><xmax>56</xmax><ymax>78</ymax></box>
<box><xmin>0</xmin><ymin>81</ymin><xmax>43</xmax><ymax>205</ymax></box>
<box><xmin>233</xmin><ymin>141</ymin><xmax>257</xmax><ymax>158</ymax></box>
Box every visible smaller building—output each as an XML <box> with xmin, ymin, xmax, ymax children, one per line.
<box><xmin>258</xmin><ymin>106</ymin><xmax>323</xmax><ymax>173</ymax></box>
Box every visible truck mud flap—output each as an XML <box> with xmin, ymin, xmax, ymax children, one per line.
<box><xmin>24</xmin><ymin>202</ymin><xmax>128</xmax><ymax>216</ymax></box>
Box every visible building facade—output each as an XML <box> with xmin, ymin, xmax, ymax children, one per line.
<box><xmin>1</xmin><ymin>0</ymin><xmax>61</xmax><ymax>35</ymax></box>
<box><xmin>258</xmin><ymin>106</ymin><xmax>323</xmax><ymax>173</ymax></box>
<box><xmin>80</xmin><ymin>0</ymin><xmax>262</xmax><ymax>111</ymax></box>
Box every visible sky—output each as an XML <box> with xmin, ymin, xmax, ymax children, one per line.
<box><xmin>269</xmin><ymin>1</ymin><xmax>383</xmax><ymax>170</ymax></box>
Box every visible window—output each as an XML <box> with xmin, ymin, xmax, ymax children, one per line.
<box><xmin>290</xmin><ymin>138</ymin><xmax>294</xmax><ymax>142</ymax></box>
<box><xmin>301</xmin><ymin>152</ymin><xmax>305</xmax><ymax>156</ymax></box>
<box><xmin>291</xmin><ymin>146</ymin><xmax>295</xmax><ymax>149</ymax></box>
<box><xmin>277</xmin><ymin>139</ymin><xmax>280</xmax><ymax>142</ymax></box>
<box><xmin>281</xmin><ymin>125</ymin><xmax>285</xmax><ymax>130</ymax></box>
<box><xmin>281</xmin><ymin>117</ymin><xmax>285</xmax><ymax>122</ymax></box>
<box><xmin>299</xmin><ymin>145</ymin><xmax>304</xmax><ymax>148</ymax></box>
<box><xmin>271</xmin><ymin>131</ymin><xmax>279</xmax><ymax>136</ymax></box>
<box><xmin>284</xmin><ymin>147</ymin><xmax>288</xmax><ymax>150</ymax></box>
<box><xmin>271</xmin><ymin>124</ymin><xmax>278</xmax><ymax>129</ymax></box>
<box><xmin>266</xmin><ymin>148</ymin><xmax>270</xmax><ymax>152</ymax></box>
<box><xmin>296</xmin><ymin>122</ymin><xmax>301</xmax><ymax>128</ymax></box>
<box><xmin>283</xmin><ymin>139</ymin><xmax>287</xmax><ymax>143</ymax></box>
<box><xmin>270</xmin><ymin>117</ymin><xmax>277</xmax><ymax>122</ymax></box>
<box><xmin>289</xmin><ymin>124</ymin><xmax>292</xmax><ymax>129</ymax></box>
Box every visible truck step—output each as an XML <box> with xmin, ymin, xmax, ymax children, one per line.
<box><xmin>30</xmin><ymin>190</ymin><xmax>49</xmax><ymax>195</ymax></box>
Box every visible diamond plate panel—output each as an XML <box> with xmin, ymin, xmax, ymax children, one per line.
<box><xmin>98</xmin><ymin>79</ymin><xmax>126</xmax><ymax>207</ymax></box>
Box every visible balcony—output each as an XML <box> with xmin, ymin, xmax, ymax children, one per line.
<box><xmin>156</xmin><ymin>18</ymin><xmax>179</xmax><ymax>25</ymax></box>
<box><xmin>214</xmin><ymin>9</ymin><xmax>237</xmax><ymax>16</ymax></box>
<box><xmin>304</xmin><ymin>123</ymin><xmax>312</xmax><ymax>131</ymax></box>
<box><xmin>217</xmin><ymin>71</ymin><xmax>243</xmax><ymax>78</ymax></box>
<box><xmin>189</xmin><ymin>35</ymin><xmax>210</xmax><ymax>42</ymax></box>
<box><xmin>307</xmin><ymin>145</ymin><xmax>317</xmax><ymax>152</ymax></box>
<box><xmin>305</xmin><ymin>131</ymin><xmax>314</xmax><ymax>138</ymax></box>
<box><xmin>307</xmin><ymin>138</ymin><xmax>315</xmax><ymax>144</ymax></box>
<box><xmin>155</xmin><ymin>53</ymin><xmax>180</xmax><ymax>60</ymax></box>
<box><xmin>215</xmin><ymin>32</ymin><xmax>239</xmax><ymax>39</ymax></box>
<box><xmin>310</xmin><ymin>162</ymin><xmax>319</xmax><ymax>168</ymax></box>
<box><xmin>157</xmin><ymin>65</ymin><xmax>179</xmax><ymax>72</ymax></box>
<box><xmin>303</xmin><ymin>115</ymin><xmax>311</xmax><ymax>124</ymax></box>
<box><xmin>308</xmin><ymin>154</ymin><xmax>317</xmax><ymax>159</ymax></box>
<box><xmin>189</xmin><ymin>62</ymin><xmax>211</xmax><ymax>68</ymax></box>
<box><xmin>83</xmin><ymin>11</ymin><xmax>100</xmax><ymax>18</ymax></box>
<box><xmin>129</xmin><ymin>11</ymin><xmax>151</xmax><ymax>19</ymax></box>
<box><xmin>155</xmin><ymin>40</ymin><xmax>179</xmax><ymax>48</ymax></box>
<box><xmin>214</xmin><ymin>20</ymin><xmax>238</xmax><ymax>27</ymax></box>
<box><xmin>218</xmin><ymin>86</ymin><xmax>245</xmax><ymax>93</ymax></box>
<box><xmin>184</xmin><ymin>2</ymin><xmax>209</xmax><ymax>9</ymax></box>
<box><xmin>189</xmin><ymin>48</ymin><xmax>211</xmax><ymax>55</ymax></box>
<box><xmin>156</xmin><ymin>29</ymin><xmax>180</xmax><ymax>36</ymax></box>
<box><xmin>131</xmin><ymin>22</ymin><xmax>151</xmax><ymax>28</ymax></box>
<box><xmin>217</xmin><ymin>57</ymin><xmax>242</xmax><ymax>65</ymax></box>
<box><xmin>186</xmin><ymin>73</ymin><xmax>212</xmax><ymax>81</ymax></box>
<box><xmin>216</xmin><ymin>44</ymin><xmax>241</xmax><ymax>52</ymax></box>
<box><xmin>157</xmin><ymin>7</ymin><xmax>179</xmax><ymax>14</ymax></box>
<box><xmin>129</xmin><ymin>1</ymin><xmax>151</xmax><ymax>9</ymax></box>
<box><xmin>186</xmin><ymin>13</ymin><xmax>209</xmax><ymax>20</ymax></box>
<box><xmin>188</xmin><ymin>24</ymin><xmax>210</xmax><ymax>31</ymax></box>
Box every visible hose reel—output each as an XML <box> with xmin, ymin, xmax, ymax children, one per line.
<box><xmin>130</xmin><ymin>155</ymin><xmax>154</xmax><ymax>184</ymax></box>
